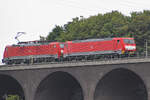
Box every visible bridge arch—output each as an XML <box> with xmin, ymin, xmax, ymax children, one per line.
<box><xmin>94</xmin><ymin>68</ymin><xmax>148</xmax><ymax>100</ymax></box>
<box><xmin>34</xmin><ymin>71</ymin><xmax>84</xmax><ymax>100</ymax></box>
<box><xmin>0</xmin><ymin>74</ymin><xmax>25</xmax><ymax>100</ymax></box>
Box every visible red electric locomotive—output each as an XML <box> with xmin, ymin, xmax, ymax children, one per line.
<box><xmin>62</xmin><ymin>37</ymin><xmax>136</xmax><ymax>60</ymax></box>
<box><xmin>2</xmin><ymin>37</ymin><xmax>136</xmax><ymax>65</ymax></box>
<box><xmin>2</xmin><ymin>41</ymin><xmax>64</xmax><ymax>64</ymax></box>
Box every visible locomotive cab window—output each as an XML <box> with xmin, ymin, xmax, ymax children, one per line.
<box><xmin>117</xmin><ymin>40</ymin><xmax>120</xmax><ymax>43</ymax></box>
<box><xmin>60</xmin><ymin>44</ymin><xmax>64</xmax><ymax>48</ymax></box>
<box><xmin>54</xmin><ymin>44</ymin><xmax>56</xmax><ymax>48</ymax></box>
<box><xmin>124</xmin><ymin>39</ymin><xmax>135</xmax><ymax>44</ymax></box>
<box><xmin>5</xmin><ymin>47</ymin><xmax>8</xmax><ymax>51</ymax></box>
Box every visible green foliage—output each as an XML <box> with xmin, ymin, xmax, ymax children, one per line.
<box><xmin>46</xmin><ymin>25</ymin><xmax>64</xmax><ymax>42</ymax></box>
<box><xmin>45</xmin><ymin>10</ymin><xmax>150</xmax><ymax>53</ymax></box>
<box><xmin>40</xmin><ymin>36</ymin><xmax>46</xmax><ymax>41</ymax></box>
<box><xmin>129</xmin><ymin>10</ymin><xmax>150</xmax><ymax>53</ymax></box>
<box><xmin>6</xmin><ymin>95</ymin><xmax>20</xmax><ymax>100</ymax></box>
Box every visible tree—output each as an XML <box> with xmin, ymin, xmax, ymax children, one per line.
<box><xmin>46</xmin><ymin>25</ymin><xmax>64</xmax><ymax>41</ymax></box>
<box><xmin>128</xmin><ymin>10</ymin><xmax>150</xmax><ymax>53</ymax></box>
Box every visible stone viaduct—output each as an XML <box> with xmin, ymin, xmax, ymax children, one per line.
<box><xmin>0</xmin><ymin>58</ymin><xmax>150</xmax><ymax>100</ymax></box>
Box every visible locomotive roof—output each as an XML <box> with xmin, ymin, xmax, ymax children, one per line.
<box><xmin>13</xmin><ymin>40</ymin><xmax>52</xmax><ymax>46</ymax></box>
<box><xmin>72</xmin><ymin>38</ymin><xmax>113</xmax><ymax>43</ymax></box>
<box><xmin>71</xmin><ymin>37</ymin><xmax>134</xmax><ymax>43</ymax></box>
<box><xmin>10</xmin><ymin>37</ymin><xmax>134</xmax><ymax>46</ymax></box>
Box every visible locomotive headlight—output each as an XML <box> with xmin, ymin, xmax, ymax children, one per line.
<box><xmin>61</xmin><ymin>50</ymin><xmax>64</xmax><ymax>54</ymax></box>
<box><xmin>125</xmin><ymin>46</ymin><xmax>136</xmax><ymax>50</ymax></box>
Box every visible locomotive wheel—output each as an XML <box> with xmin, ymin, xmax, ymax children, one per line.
<box><xmin>25</xmin><ymin>59</ymin><xmax>31</xmax><ymax>64</ymax></box>
<box><xmin>14</xmin><ymin>60</ymin><xmax>21</xmax><ymax>64</ymax></box>
<box><xmin>6</xmin><ymin>60</ymin><xmax>14</xmax><ymax>65</ymax></box>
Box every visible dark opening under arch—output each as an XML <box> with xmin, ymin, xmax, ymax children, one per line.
<box><xmin>94</xmin><ymin>68</ymin><xmax>148</xmax><ymax>100</ymax></box>
<box><xmin>0</xmin><ymin>74</ymin><xmax>25</xmax><ymax>100</ymax></box>
<box><xmin>34</xmin><ymin>71</ymin><xmax>83</xmax><ymax>100</ymax></box>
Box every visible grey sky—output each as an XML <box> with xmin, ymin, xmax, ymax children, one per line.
<box><xmin>0</xmin><ymin>0</ymin><xmax>150</xmax><ymax>64</ymax></box>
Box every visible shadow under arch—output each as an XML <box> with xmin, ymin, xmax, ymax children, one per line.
<box><xmin>0</xmin><ymin>74</ymin><xmax>25</xmax><ymax>100</ymax></box>
<box><xmin>94</xmin><ymin>68</ymin><xmax>148</xmax><ymax>100</ymax></box>
<box><xmin>34</xmin><ymin>71</ymin><xmax>84</xmax><ymax>100</ymax></box>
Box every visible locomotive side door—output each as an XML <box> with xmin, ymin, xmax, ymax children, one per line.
<box><xmin>49</xmin><ymin>43</ymin><xmax>57</xmax><ymax>59</ymax></box>
<box><xmin>59</xmin><ymin>43</ymin><xmax>65</xmax><ymax>58</ymax></box>
<box><xmin>113</xmin><ymin>39</ymin><xmax>122</xmax><ymax>54</ymax></box>
<box><xmin>53</xmin><ymin>44</ymin><xmax>57</xmax><ymax>58</ymax></box>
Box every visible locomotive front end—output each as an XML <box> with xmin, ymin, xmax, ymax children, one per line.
<box><xmin>123</xmin><ymin>38</ymin><xmax>136</xmax><ymax>55</ymax></box>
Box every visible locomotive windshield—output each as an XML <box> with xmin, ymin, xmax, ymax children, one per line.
<box><xmin>123</xmin><ymin>39</ymin><xmax>135</xmax><ymax>44</ymax></box>
<box><xmin>60</xmin><ymin>44</ymin><xmax>64</xmax><ymax>48</ymax></box>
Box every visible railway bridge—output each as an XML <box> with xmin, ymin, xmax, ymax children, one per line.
<box><xmin>0</xmin><ymin>58</ymin><xmax>150</xmax><ymax>100</ymax></box>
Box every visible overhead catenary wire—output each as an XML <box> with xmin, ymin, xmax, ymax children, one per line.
<box><xmin>52</xmin><ymin>0</ymin><xmax>112</xmax><ymax>14</ymax></box>
<box><xmin>121</xmin><ymin>0</ymin><xmax>150</xmax><ymax>8</ymax></box>
<box><xmin>52</xmin><ymin>0</ymin><xmax>150</xmax><ymax>16</ymax></box>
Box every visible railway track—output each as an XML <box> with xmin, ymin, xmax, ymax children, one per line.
<box><xmin>0</xmin><ymin>56</ymin><xmax>150</xmax><ymax>69</ymax></box>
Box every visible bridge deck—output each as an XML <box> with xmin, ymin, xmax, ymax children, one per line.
<box><xmin>0</xmin><ymin>57</ymin><xmax>150</xmax><ymax>71</ymax></box>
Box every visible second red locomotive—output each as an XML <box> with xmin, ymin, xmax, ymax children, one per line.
<box><xmin>2</xmin><ymin>37</ymin><xmax>136</xmax><ymax>64</ymax></box>
<box><xmin>63</xmin><ymin>37</ymin><xmax>136</xmax><ymax>60</ymax></box>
